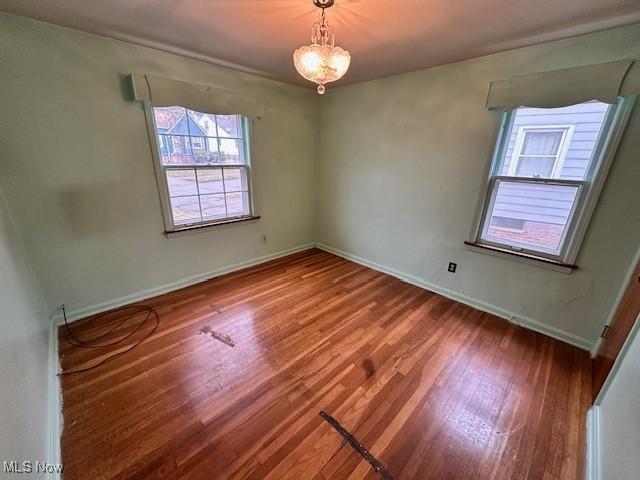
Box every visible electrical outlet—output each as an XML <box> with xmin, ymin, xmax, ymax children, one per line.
<box><xmin>448</xmin><ymin>262</ymin><xmax>457</xmax><ymax>273</ymax></box>
<box><xmin>261</xmin><ymin>234</ymin><xmax>267</xmax><ymax>243</ymax></box>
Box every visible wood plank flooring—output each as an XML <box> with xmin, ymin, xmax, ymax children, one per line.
<box><xmin>58</xmin><ymin>248</ymin><xmax>592</xmax><ymax>480</ymax></box>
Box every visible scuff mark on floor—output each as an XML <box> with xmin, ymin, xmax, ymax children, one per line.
<box><xmin>199</xmin><ymin>326</ymin><xmax>235</xmax><ymax>347</ymax></box>
<box><xmin>319</xmin><ymin>411</ymin><xmax>395</xmax><ymax>480</ymax></box>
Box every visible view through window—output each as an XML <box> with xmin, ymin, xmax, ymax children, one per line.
<box><xmin>476</xmin><ymin>100</ymin><xmax>620</xmax><ymax>260</ymax></box>
<box><xmin>152</xmin><ymin>106</ymin><xmax>251</xmax><ymax>228</ymax></box>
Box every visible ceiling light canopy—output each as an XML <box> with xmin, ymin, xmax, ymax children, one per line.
<box><xmin>293</xmin><ymin>0</ymin><xmax>351</xmax><ymax>94</ymax></box>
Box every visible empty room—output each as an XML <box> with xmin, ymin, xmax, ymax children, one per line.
<box><xmin>1</xmin><ymin>1</ymin><xmax>640</xmax><ymax>478</ymax></box>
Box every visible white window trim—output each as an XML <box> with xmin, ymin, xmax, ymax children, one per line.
<box><xmin>507</xmin><ymin>125</ymin><xmax>574</xmax><ymax>179</ymax></box>
<box><xmin>143</xmin><ymin>105</ymin><xmax>257</xmax><ymax>234</ymax></box>
<box><xmin>467</xmin><ymin>96</ymin><xmax>636</xmax><ymax>271</ymax></box>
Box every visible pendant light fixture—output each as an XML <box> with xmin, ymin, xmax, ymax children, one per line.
<box><xmin>293</xmin><ymin>0</ymin><xmax>351</xmax><ymax>94</ymax></box>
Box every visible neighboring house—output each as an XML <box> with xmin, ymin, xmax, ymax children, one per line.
<box><xmin>154</xmin><ymin>109</ymin><xmax>219</xmax><ymax>164</ymax></box>
<box><xmin>489</xmin><ymin>101</ymin><xmax>610</xmax><ymax>250</ymax></box>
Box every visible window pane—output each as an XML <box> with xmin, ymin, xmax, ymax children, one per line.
<box><xmin>154</xmin><ymin>106</ymin><xmax>186</xmax><ymax>131</ymax></box>
<box><xmin>216</xmin><ymin>115</ymin><xmax>240</xmax><ymax>137</ymax></box>
<box><xmin>521</xmin><ymin>131</ymin><xmax>563</xmax><ymax>155</ymax></box>
<box><xmin>201</xmin><ymin>194</ymin><xmax>226</xmax><ymax>219</ymax></box>
<box><xmin>514</xmin><ymin>156</ymin><xmax>556</xmax><ymax>178</ymax></box>
<box><xmin>223</xmin><ymin>167</ymin><xmax>248</xmax><ymax>192</ymax></box>
<box><xmin>501</xmin><ymin>101</ymin><xmax>610</xmax><ymax>180</ymax></box>
<box><xmin>197</xmin><ymin>168</ymin><xmax>224</xmax><ymax>194</ymax></box>
<box><xmin>219</xmin><ymin>139</ymin><xmax>242</xmax><ymax>165</ymax></box>
<box><xmin>482</xmin><ymin>180</ymin><xmax>579</xmax><ymax>254</ymax></box>
<box><xmin>170</xmin><ymin>196</ymin><xmax>201</xmax><ymax>224</ymax></box>
<box><xmin>226</xmin><ymin>192</ymin><xmax>250</xmax><ymax>216</ymax></box>
<box><xmin>166</xmin><ymin>170</ymin><xmax>198</xmax><ymax>197</ymax></box>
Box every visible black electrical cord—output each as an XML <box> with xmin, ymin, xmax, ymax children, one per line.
<box><xmin>58</xmin><ymin>304</ymin><xmax>160</xmax><ymax>376</ymax></box>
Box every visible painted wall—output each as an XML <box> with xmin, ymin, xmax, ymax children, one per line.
<box><xmin>317</xmin><ymin>23</ymin><xmax>640</xmax><ymax>347</ymax></box>
<box><xmin>0</xmin><ymin>188</ymin><xmax>50</xmax><ymax>467</ymax></box>
<box><xmin>0</xmin><ymin>14</ymin><xmax>318</xmax><ymax>315</ymax></box>
<box><xmin>599</xmin><ymin>318</ymin><xmax>640</xmax><ymax>480</ymax></box>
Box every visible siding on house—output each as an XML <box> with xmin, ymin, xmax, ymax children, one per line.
<box><xmin>494</xmin><ymin>102</ymin><xmax>609</xmax><ymax>226</ymax></box>
<box><xmin>493</xmin><ymin>182</ymin><xmax>578</xmax><ymax>226</ymax></box>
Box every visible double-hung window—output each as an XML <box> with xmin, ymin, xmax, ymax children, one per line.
<box><xmin>469</xmin><ymin>98</ymin><xmax>635</xmax><ymax>267</ymax></box>
<box><xmin>149</xmin><ymin>106</ymin><xmax>254</xmax><ymax>232</ymax></box>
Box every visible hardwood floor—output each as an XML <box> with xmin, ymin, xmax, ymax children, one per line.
<box><xmin>58</xmin><ymin>248</ymin><xmax>592</xmax><ymax>480</ymax></box>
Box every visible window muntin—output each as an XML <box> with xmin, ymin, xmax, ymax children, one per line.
<box><xmin>473</xmin><ymin>99</ymin><xmax>628</xmax><ymax>263</ymax></box>
<box><xmin>151</xmin><ymin>106</ymin><xmax>252</xmax><ymax>229</ymax></box>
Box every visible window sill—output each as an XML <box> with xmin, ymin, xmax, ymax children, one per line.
<box><xmin>463</xmin><ymin>241</ymin><xmax>577</xmax><ymax>274</ymax></box>
<box><xmin>165</xmin><ymin>215</ymin><xmax>260</xmax><ymax>238</ymax></box>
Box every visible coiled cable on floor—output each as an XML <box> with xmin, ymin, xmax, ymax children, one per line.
<box><xmin>58</xmin><ymin>304</ymin><xmax>160</xmax><ymax>376</ymax></box>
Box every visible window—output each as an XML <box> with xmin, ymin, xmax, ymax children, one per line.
<box><xmin>149</xmin><ymin>106</ymin><xmax>253</xmax><ymax>231</ymax></box>
<box><xmin>509</xmin><ymin>126</ymin><xmax>573</xmax><ymax>178</ymax></box>
<box><xmin>470</xmin><ymin>98</ymin><xmax>634</xmax><ymax>266</ymax></box>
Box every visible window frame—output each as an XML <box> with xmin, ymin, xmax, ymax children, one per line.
<box><xmin>144</xmin><ymin>105</ymin><xmax>257</xmax><ymax>234</ymax></box>
<box><xmin>508</xmin><ymin>125</ymin><xmax>574</xmax><ymax>179</ymax></box>
<box><xmin>468</xmin><ymin>96</ymin><xmax>636</xmax><ymax>270</ymax></box>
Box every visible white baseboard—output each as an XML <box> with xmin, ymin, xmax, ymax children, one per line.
<box><xmin>316</xmin><ymin>242</ymin><xmax>593</xmax><ymax>351</ymax></box>
<box><xmin>590</xmin><ymin>338</ymin><xmax>603</xmax><ymax>359</ymax></box>
<box><xmin>53</xmin><ymin>243</ymin><xmax>315</xmax><ymax>324</ymax></box>
<box><xmin>586</xmin><ymin>406</ymin><xmax>601</xmax><ymax>480</ymax></box>
<box><xmin>47</xmin><ymin>319</ymin><xmax>61</xmax><ymax>478</ymax></box>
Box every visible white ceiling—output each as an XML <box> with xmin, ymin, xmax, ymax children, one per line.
<box><xmin>2</xmin><ymin>0</ymin><xmax>640</xmax><ymax>88</ymax></box>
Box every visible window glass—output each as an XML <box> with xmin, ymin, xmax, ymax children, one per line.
<box><xmin>521</xmin><ymin>131</ymin><xmax>563</xmax><ymax>155</ymax></box>
<box><xmin>483</xmin><ymin>180</ymin><xmax>579</xmax><ymax>254</ymax></box>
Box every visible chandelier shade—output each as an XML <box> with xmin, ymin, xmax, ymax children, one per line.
<box><xmin>292</xmin><ymin>0</ymin><xmax>350</xmax><ymax>94</ymax></box>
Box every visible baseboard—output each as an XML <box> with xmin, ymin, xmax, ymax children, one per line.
<box><xmin>586</xmin><ymin>406</ymin><xmax>601</xmax><ymax>480</ymax></box>
<box><xmin>47</xmin><ymin>318</ymin><xmax>62</xmax><ymax>478</ymax></box>
<box><xmin>590</xmin><ymin>338</ymin><xmax>603</xmax><ymax>359</ymax></box>
<box><xmin>52</xmin><ymin>243</ymin><xmax>315</xmax><ymax>324</ymax></box>
<box><xmin>316</xmin><ymin>242</ymin><xmax>593</xmax><ymax>351</ymax></box>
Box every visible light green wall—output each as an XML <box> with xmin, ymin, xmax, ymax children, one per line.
<box><xmin>0</xmin><ymin>14</ymin><xmax>318</xmax><ymax>314</ymax></box>
<box><xmin>0</xmin><ymin>187</ymin><xmax>50</xmax><ymax>464</ymax></box>
<box><xmin>317</xmin><ymin>23</ymin><xmax>640</xmax><ymax>346</ymax></box>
